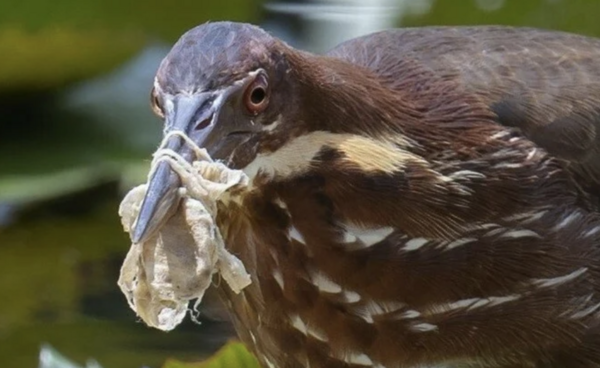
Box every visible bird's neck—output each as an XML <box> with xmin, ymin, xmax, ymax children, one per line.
<box><xmin>288</xmin><ymin>49</ymin><xmax>502</xmax><ymax>157</ymax></box>
<box><xmin>289</xmin><ymin>51</ymin><xmax>419</xmax><ymax>139</ymax></box>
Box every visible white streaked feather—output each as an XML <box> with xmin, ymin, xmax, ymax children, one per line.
<box><xmin>342</xmin><ymin>224</ymin><xmax>394</xmax><ymax>247</ymax></box>
<box><xmin>342</xmin><ymin>290</ymin><xmax>361</xmax><ymax>303</ymax></box>
<box><xmin>410</xmin><ymin>322</ymin><xmax>438</xmax><ymax>332</ymax></box>
<box><xmin>308</xmin><ymin>270</ymin><xmax>342</xmax><ymax>294</ymax></box>
<box><xmin>289</xmin><ymin>226</ymin><xmax>306</xmax><ymax>244</ymax></box>
<box><xmin>532</xmin><ymin>267</ymin><xmax>587</xmax><ymax>288</ymax></box>
<box><xmin>426</xmin><ymin>295</ymin><xmax>521</xmax><ymax>314</ymax></box>
<box><xmin>272</xmin><ymin>269</ymin><xmax>284</xmax><ymax>290</ymax></box>
<box><xmin>352</xmin><ymin>300</ymin><xmax>405</xmax><ymax>323</ymax></box>
<box><xmin>553</xmin><ymin>212</ymin><xmax>582</xmax><ymax>231</ymax></box>
<box><xmin>501</xmin><ymin>229</ymin><xmax>540</xmax><ymax>239</ymax></box>
<box><xmin>402</xmin><ymin>237</ymin><xmax>429</xmax><ymax>251</ymax></box>
<box><xmin>336</xmin><ymin>352</ymin><xmax>373</xmax><ymax>366</ymax></box>
<box><xmin>444</xmin><ymin>237</ymin><xmax>477</xmax><ymax>250</ymax></box>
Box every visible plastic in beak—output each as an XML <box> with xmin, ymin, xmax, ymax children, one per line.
<box><xmin>131</xmin><ymin>93</ymin><xmax>217</xmax><ymax>243</ymax></box>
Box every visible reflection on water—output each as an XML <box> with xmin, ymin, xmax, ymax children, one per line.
<box><xmin>0</xmin><ymin>204</ymin><xmax>15</xmax><ymax>226</ymax></box>
<box><xmin>39</xmin><ymin>344</ymin><xmax>103</xmax><ymax>368</ymax></box>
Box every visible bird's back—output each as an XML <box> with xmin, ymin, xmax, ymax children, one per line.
<box><xmin>328</xmin><ymin>26</ymin><xmax>600</xmax><ymax>198</ymax></box>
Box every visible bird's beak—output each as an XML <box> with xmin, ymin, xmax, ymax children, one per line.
<box><xmin>131</xmin><ymin>92</ymin><xmax>222</xmax><ymax>243</ymax></box>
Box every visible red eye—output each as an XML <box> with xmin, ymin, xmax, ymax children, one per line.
<box><xmin>244</xmin><ymin>73</ymin><xmax>269</xmax><ymax>115</ymax></box>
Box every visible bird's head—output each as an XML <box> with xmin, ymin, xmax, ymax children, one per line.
<box><xmin>152</xmin><ymin>22</ymin><xmax>300</xmax><ymax>166</ymax></box>
<box><xmin>132</xmin><ymin>22</ymin><xmax>311</xmax><ymax>243</ymax></box>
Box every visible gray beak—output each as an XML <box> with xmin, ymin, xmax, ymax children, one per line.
<box><xmin>131</xmin><ymin>92</ymin><xmax>218</xmax><ymax>243</ymax></box>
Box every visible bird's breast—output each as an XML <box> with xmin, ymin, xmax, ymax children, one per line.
<box><xmin>217</xmin><ymin>189</ymin><xmax>438</xmax><ymax>368</ymax></box>
<box><xmin>215</xmin><ymin>176</ymin><xmax>600</xmax><ymax>368</ymax></box>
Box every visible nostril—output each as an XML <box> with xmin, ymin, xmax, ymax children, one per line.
<box><xmin>195</xmin><ymin>114</ymin><xmax>213</xmax><ymax>131</ymax></box>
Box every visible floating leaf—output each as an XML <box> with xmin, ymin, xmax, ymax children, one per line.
<box><xmin>163</xmin><ymin>341</ymin><xmax>261</xmax><ymax>368</ymax></box>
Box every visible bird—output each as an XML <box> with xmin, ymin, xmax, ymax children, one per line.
<box><xmin>131</xmin><ymin>22</ymin><xmax>600</xmax><ymax>368</ymax></box>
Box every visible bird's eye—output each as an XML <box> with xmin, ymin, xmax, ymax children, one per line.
<box><xmin>244</xmin><ymin>73</ymin><xmax>269</xmax><ymax>115</ymax></box>
<box><xmin>150</xmin><ymin>88</ymin><xmax>165</xmax><ymax>119</ymax></box>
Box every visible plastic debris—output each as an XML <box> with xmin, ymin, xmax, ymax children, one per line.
<box><xmin>118</xmin><ymin>131</ymin><xmax>251</xmax><ymax>331</ymax></box>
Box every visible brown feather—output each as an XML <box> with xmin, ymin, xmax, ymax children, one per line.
<box><xmin>327</xmin><ymin>26</ymin><xmax>600</xmax><ymax>189</ymax></box>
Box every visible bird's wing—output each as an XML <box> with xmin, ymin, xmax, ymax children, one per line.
<box><xmin>326</xmin><ymin>26</ymin><xmax>600</xmax><ymax>191</ymax></box>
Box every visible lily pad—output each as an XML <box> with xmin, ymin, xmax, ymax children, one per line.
<box><xmin>163</xmin><ymin>341</ymin><xmax>261</xmax><ymax>368</ymax></box>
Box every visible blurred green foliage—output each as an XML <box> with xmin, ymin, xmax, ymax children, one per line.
<box><xmin>0</xmin><ymin>0</ymin><xmax>260</xmax><ymax>91</ymax></box>
<box><xmin>164</xmin><ymin>341</ymin><xmax>261</xmax><ymax>368</ymax></box>
<box><xmin>0</xmin><ymin>27</ymin><xmax>141</xmax><ymax>91</ymax></box>
<box><xmin>0</xmin><ymin>0</ymin><xmax>257</xmax><ymax>37</ymax></box>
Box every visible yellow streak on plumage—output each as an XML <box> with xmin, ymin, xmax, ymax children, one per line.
<box><xmin>331</xmin><ymin>134</ymin><xmax>421</xmax><ymax>174</ymax></box>
<box><xmin>243</xmin><ymin>131</ymin><xmax>425</xmax><ymax>180</ymax></box>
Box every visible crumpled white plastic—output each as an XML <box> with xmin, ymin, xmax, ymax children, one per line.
<box><xmin>117</xmin><ymin>131</ymin><xmax>251</xmax><ymax>331</ymax></box>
